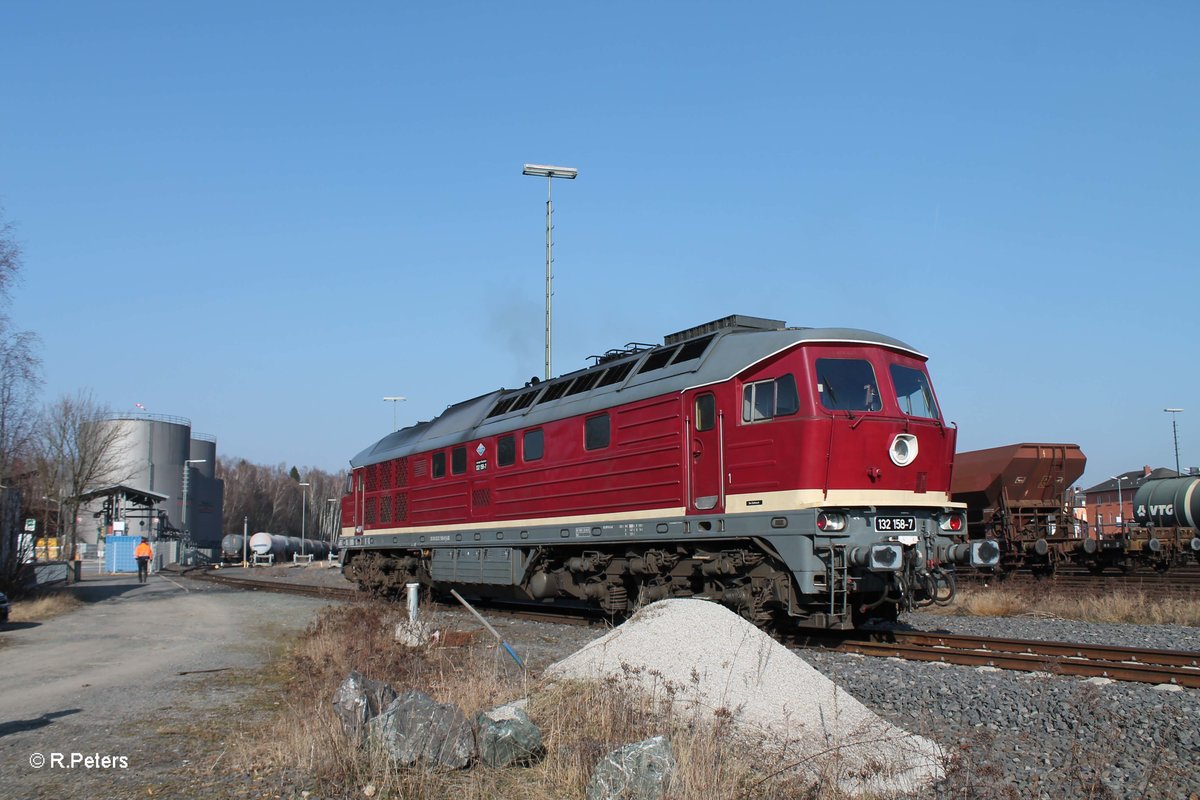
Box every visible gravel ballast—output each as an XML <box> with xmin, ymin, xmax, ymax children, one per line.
<box><xmin>800</xmin><ymin>611</ymin><xmax>1200</xmax><ymax>800</ymax></box>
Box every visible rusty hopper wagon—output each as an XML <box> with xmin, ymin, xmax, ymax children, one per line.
<box><xmin>951</xmin><ymin>443</ymin><xmax>1094</xmax><ymax>574</ymax></box>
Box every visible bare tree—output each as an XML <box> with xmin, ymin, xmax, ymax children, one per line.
<box><xmin>0</xmin><ymin>208</ymin><xmax>42</xmax><ymax>592</ymax></box>
<box><xmin>219</xmin><ymin>457</ymin><xmax>346</xmax><ymax>542</ymax></box>
<box><xmin>38</xmin><ymin>391</ymin><xmax>132</xmax><ymax>559</ymax></box>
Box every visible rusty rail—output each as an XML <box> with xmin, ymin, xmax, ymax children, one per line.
<box><xmin>823</xmin><ymin>631</ymin><xmax>1200</xmax><ymax>688</ymax></box>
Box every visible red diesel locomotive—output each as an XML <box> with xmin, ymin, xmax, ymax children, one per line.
<box><xmin>338</xmin><ymin>315</ymin><xmax>997</xmax><ymax>629</ymax></box>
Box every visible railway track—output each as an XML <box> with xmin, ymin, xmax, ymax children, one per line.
<box><xmin>189</xmin><ymin>569</ymin><xmax>359</xmax><ymax>600</ymax></box>
<box><xmin>959</xmin><ymin>568</ymin><xmax>1200</xmax><ymax>597</ymax></box>
<box><xmin>815</xmin><ymin>631</ymin><xmax>1200</xmax><ymax>688</ymax></box>
<box><xmin>192</xmin><ymin>569</ymin><xmax>1200</xmax><ymax>688</ymax></box>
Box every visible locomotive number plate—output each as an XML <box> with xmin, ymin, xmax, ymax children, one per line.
<box><xmin>875</xmin><ymin>516</ymin><xmax>916</xmax><ymax>532</ymax></box>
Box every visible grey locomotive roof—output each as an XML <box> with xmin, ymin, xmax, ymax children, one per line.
<box><xmin>350</xmin><ymin>319</ymin><xmax>922</xmax><ymax>468</ymax></box>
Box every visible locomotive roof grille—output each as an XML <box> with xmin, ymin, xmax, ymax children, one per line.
<box><xmin>663</xmin><ymin>314</ymin><xmax>787</xmax><ymax>345</ymax></box>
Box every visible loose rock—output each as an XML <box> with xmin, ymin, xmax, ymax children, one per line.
<box><xmin>475</xmin><ymin>699</ymin><xmax>545</xmax><ymax>768</ymax></box>
<box><xmin>367</xmin><ymin>689</ymin><xmax>475</xmax><ymax>770</ymax></box>
<box><xmin>585</xmin><ymin>735</ymin><xmax>675</xmax><ymax>800</ymax></box>
<box><xmin>332</xmin><ymin>671</ymin><xmax>399</xmax><ymax>738</ymax></box>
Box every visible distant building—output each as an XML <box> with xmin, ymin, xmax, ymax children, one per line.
<box><xmin>78</xmin><ymin>413</ymin><xmax>224</xmax><ymax>550</ymax></box>
<box><xmin>1083</xmin><ymin>466</ymin><xmax>1178</xmax><ymax>534</ymax></box>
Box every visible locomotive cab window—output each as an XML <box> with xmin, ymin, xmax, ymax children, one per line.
<box><xmin>585</xmin><ymin>413</ymin><xmax>611</xmax><ymax>450</ymax></box>
<box><xmin>815</xmin><ymin>358</ymin><xmax>882</xmax><ymax>413</ymax></box>
<box><xmin>451</xmin><ymin>445</ymin><xmax>467</xmax><ymax>475</ymax></box>
<box><xmin>742</xmin><ymin>374</ymin><xmax>799</xmax><ymax>422</ymax></box>
<box><xmin>524</xmin><ymin>428</ymin><xmax>544</xmax><ymax>461</ymax></box>
<box><xmin>890</xmin><ymin>365</ymin><xmax>940</xmax><ymax>419</ymax></box>
<box><xmin>696</xmin><ymin>394</ymin><xmax>716</xmax><ymax>431</ymax></box>
<box><xmin>498</xmin><ymin>434</ymin><xmax>516</xmax><ymax>467</ymax></box>
<box><xmin>431</xmin><ymin>452</ymin><xmax>446</xmax><ymax>478</ymax></box>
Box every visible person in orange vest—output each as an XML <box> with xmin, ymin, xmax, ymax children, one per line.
<box><xmin>134</xmin><ymin>538</ymin><xmax>153</xmax><ymax>583</ymax></box>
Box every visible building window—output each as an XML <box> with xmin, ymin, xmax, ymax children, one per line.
<box><xmin>432</xmin><ymin>452</ymin><xmax>446</xmax><ymax>479</ymax></box>
<box><xmin>524</xmin><ymin>429</ymin><xmax>544</xmax><ymax>461</ymax></box>
<box><xmin>498</xmin><ymin>435</ymin><xmax>516</xmax><ymax>467</ymax></box>
<box><xmin>585</xmin><ymin>413</ymin><xmax>611</xmax><ymax>450</ymax></box>
<box><xmin>451</xmin><ymin>446</ymin><xmax>467</xmax><ymax>475</ymax></box>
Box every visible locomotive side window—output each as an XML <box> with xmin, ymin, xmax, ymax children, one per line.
<box><xmin>815</xmin><ymin>358</ymin><xmax>882</xmax><ymax>412</ymax></box>
<box><xmin>451</xmin><ymin>445</ymin><xmax>467</xmax><ymax>475</ymax></box>
<box><xmin>696</xmin><ymin>394</ymin><xmax>716</xmax><ymax>431</ymax></box>
<box><xmin>585</xmin><ymin>413</ymin><xmax>611</xmax><ymax>450</ymax></box>
<box><xmin>524</xmin><ymin>429</ymin><xmax>544</xmax><ymax>461</ymax></box>
<box><xmin>741</xmin><ymin>374</ymin><xmax>799</xmax><ymax>422</ymax></box>
<box><xmin>498</xmin><ymin>434</ymin><xmax>516</xmax><ymax>466</ymax></box>
<box><xmin>432</xmin><ymin>452</ymin><xmax>446</xmax><ymax>478</ymax></box>
<box><xmin>890</xmin><ymin>365</ymin><xmax>940</xmax><ymax>419</ymax></box>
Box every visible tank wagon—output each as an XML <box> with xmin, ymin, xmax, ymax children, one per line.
<box><xmin>220</xmin><ymin>534</ymin><xmax>245</xmax><ymax>563</ymax></box>
<box><xmin>338</xmin><ymin>315</ymin><xmax>997</xmax><ymax>629</ymax></box>
<box><xmin>1132</xmin><ymin>477</ymin><xmax>1200</xmax><ymax>569</ymax></box>
<box><xmin>951</xmin><ymin>444</ymin><xmax>1100</xmax><ymax>574</ymax></box>
<box><xmin>248</xmin><ymin>532</ymin><xmax>331</xmax><ymax>563</ymax></box>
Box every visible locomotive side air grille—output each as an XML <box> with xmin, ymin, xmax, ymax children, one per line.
<box><xmin>394</xmin><ymin>493</ymin><xmax>408</xmax><ymax>521</ymax></box>
<box><xmin>395</xmin><ymin>457</ymin><xmax>408</xmax><ymax>487</ymax></box>
<box><xmin>414</xmin><ymin>459</ymin><xmax>427</xmax><ymax>477</ymax></box>
<box><xmin>472</xmin><ymin>488</ymin><xmax>491</xmax><ymax>508</ymax></box>
<box><xmin>597</xmin><ymin>360</ymin><xmax>635</xmax><ymax>386</ymax></box>
<box><xmin>380</xmin><ymin>495</ymin><xmax>393</xmax><ymax>524</ymax></box>
<box><xmin>365</xmin><ymin>497</ymin><xmax>377</xmax><ymax>525</ymax></box>
<box><xmin>365</xmin><ymin>468</ymin><xmax>379</xmax><ymax>492</ymax></box>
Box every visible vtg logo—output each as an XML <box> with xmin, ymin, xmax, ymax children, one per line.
<box><xmin>1136</xmin><ymin>503</ymin><xmax>1174</xmax><ymax>517</ymax></box>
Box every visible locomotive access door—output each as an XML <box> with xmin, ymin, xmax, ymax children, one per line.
<box><xmin>690</xmin><ymin>393</ymin><xmax>724</xmax><ymax>513</ymax></box>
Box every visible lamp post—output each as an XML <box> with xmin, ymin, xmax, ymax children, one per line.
<box><xmin>1165</xmin><ymin>408</ymin><xmax>1184</xmax><ymax>475</ymax></box>
<box><xmin>1110</xmin><ymin>475</ymin><xmax>1127</xmax><ymax>533</ymax></box>
<box><xmin>299</xmin><ymin>481</ymin><xmax>310</xmax><ymax>556</ymax></box>
<box><xmin>182</xmin><ymin>459</ymin><xmax>206</xmax><ymax>540</ymax></box>
<box><xmin>522</xmin><ymin>163</ymin><xmax>578</xmax><ymax>380</ymax></box>
<box><xmin>383</xmin><ymin>396</ymin><xmax>407</xmax><ymax>431</ymax></box>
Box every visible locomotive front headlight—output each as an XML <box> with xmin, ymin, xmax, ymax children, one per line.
<box><xmin>869</xmin><ymin>543</ymin><xmax>904</xmax><ymax>571</ymax></box>
<box><xmin>939</xmin><ymin>512</ymin><xmax>965</xmax><ymax>532</ymax></box>
<box><xmin>816</xmin><ymin>511</ymin><xmax>846</xmax><ymax>532</ymax></box>
<box><xmin>889</xmin><ymin>434</ymin><xmax>918</xmax><ymax>467</ymax></box>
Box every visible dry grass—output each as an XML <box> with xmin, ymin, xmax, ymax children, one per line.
<box><xmin>928</xmin><ymin>585</ymin><xmax>1200</xmax><ymax>626</ymax></box>
<box><xmin>226</xmin><ymin>602</ymin><xmax>868</xmax><ymax>800</ymax></box>
<box><xmin>9</xmin><ymin>590</ymin><xmax>82</xmax><ymax>622</ymax></box>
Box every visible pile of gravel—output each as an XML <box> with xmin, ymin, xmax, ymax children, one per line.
<box><xmin>545</xmin><ymin>598</ymin><xmax>942</xmax><ymax>797</ymax></box>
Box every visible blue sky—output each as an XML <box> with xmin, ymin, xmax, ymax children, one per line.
<box><xmin>2</xmin><ymin>2</ymin><xmax>1196</xmax><ymax>490</ymax></box>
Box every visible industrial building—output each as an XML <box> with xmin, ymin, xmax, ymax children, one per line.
<box><xmin>78</xmin><ymin>412</ymin><xmax>224</xmax><ymax>559</ymax></box>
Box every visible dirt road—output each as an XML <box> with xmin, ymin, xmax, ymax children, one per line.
<box><xmin>0</xmin><ymin>572</ymin><xmax>333</xmax><ymax>798</ymax></box>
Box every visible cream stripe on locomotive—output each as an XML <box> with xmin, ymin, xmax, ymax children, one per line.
<box><xmin>726</xmin><ymin>488</ymin><xmax>962</xmax><ymax>513</ymax></box>
<box><xmin>343</xmin><ymin>488</ymin><xmax>961</xmax><ymax>539</ymax></box>
<box><xmin>345</xmin><ymin>504</ymin><xmax>689</xmax><ymax>539</ymax></box>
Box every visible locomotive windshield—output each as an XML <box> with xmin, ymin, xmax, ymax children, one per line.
<box><xmin>890</xmin><ymin>364</ymin><xmax>940</xmax><ymax>419</ymax></box>
<box><xmin>815</xmin><ymin>358</ymin><xmax>882</xmax><ymax>412</ymax></box>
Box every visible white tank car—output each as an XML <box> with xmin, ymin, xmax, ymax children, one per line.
<box><xmin>249</xmin><ymin>532</ymin><xmax>331</xmax><ymax>561</ymax></box>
